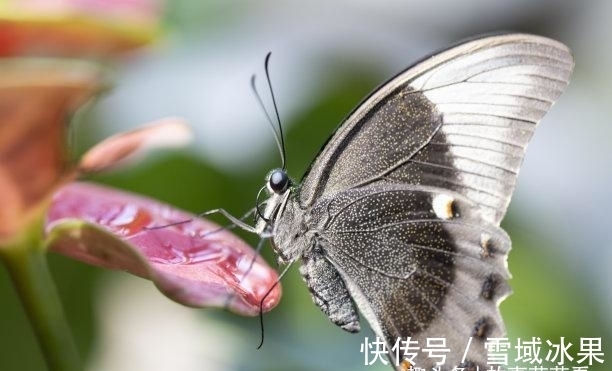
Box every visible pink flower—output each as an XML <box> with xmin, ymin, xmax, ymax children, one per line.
<box><xmin>0</xmin><ymin>3</ymin><xmax>280</xmax><ymax>370</ymax></box>
<box><xmin>46</xmin><ymin>181</ymin><xmax>281</xmax><ymax>315</ymax></box>
<box><xmin>0</xmin><ymin>59</ymin><xmax>281</xmax><ymax>316</ymax></box>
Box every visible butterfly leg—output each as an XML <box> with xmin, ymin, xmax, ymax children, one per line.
<box><xmin>300</xmin><ymin>246</ymin><xmax>360</xmax><ymax>333</ymax></box>
<box><xmin>197</xmin><ymin>208</ymin><xmax>258</xmax><ymax>233</ymax></box>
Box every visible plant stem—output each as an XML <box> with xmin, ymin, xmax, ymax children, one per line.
<box><xmin>0</xmin><ymin>219</ymin><xmax>81</xmax><ymax>371</ymax></box>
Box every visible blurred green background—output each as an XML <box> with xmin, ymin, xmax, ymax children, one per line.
<box><xmin>1</xmin><ymin>1</ymin><xmax>610</xmax><ymax>370</ymax></box>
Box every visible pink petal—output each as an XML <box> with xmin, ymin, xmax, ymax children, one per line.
<box><xmin>45</xmin><ymin>181</ymin><xmax>281</xmax><ymax>316</ymax></box>
<box><xmin>78</xmin><ymin>118</ymin><xmax>193</xmax><ymax>173</ymax></box>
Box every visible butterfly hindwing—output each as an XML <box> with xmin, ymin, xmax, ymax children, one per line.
<box><xmin>311</xmin><ymin>184</ymin><xmax>511</xmax><ymax>369</ymax></box>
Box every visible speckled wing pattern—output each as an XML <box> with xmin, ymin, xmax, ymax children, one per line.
<box><xmin>295</xmin><ymin>34</ymin><xmax>573</xmax><ymax>370</ymax></box>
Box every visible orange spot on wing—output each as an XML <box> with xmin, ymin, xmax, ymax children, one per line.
<box><xmin>400</xmin><ymin>359</ymin><xmax>413</xmax><ymax>371</ymax></box>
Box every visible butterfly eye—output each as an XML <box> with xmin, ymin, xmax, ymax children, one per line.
<box><xmin>268</xmin><ymin>169</ymin><xmax>290</xmax><ymax>194</ymax></box>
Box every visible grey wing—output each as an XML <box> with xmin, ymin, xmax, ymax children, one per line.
<box><xmin>315</xmin><ymin>184</ymin><xmax>512</xmax><ymax>370</ymax></box>
<box><xmin>299</xmin><ymin>33</ymin><xmax>573</xmax><ymax>225</ymax></box>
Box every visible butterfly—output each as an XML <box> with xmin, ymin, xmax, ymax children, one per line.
<box><xmin>254</xmin><ymin>33</ymin><xmax>573</xmax><ymax>370</ymax></box>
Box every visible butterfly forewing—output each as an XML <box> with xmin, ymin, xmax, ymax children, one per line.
<box><xmin>271</xmin><ymin>34</ymin><xmax>573</xmax><ymax>371</ymax></box>
<box><xmin>298</xmin><ymin>34</ymin><xmax>573</xmax><ymax>224</ymax></box>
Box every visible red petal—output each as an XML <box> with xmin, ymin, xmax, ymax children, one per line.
<box><xmin>45</xmin><ymin>181</ymin><xmax>281</xmax><ymax>315</ymax></box>
<box><xmin>0</xmin><ymin>58</ymin><xmax>103</xmax><ymax>238</ymax></box>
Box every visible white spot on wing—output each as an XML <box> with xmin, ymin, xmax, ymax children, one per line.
<box><xmin>480</xmin><ymin>233</ymin><xmax>492</xmax><ymax>258</ymax></box>
<box><xmin>432</xmin><ymin>194</ymin><xmax>455</xmax><ymax>219</ymax></box>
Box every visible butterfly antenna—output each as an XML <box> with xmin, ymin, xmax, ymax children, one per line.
<box><xmin>257</xmin><ymin>261</ymin><xmax>294</xmax><ymax>349</ymax></box>
<box><xmin>251</xmin><ymin>74</ymin><xmax>284</xmax><ymax>169</ymax></box>
<box><xmin>264</xmin><ymin>52</ymin><xmax>287</xmax><ymax>170</ymax></box>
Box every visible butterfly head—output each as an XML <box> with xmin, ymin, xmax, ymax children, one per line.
<box><xmin>267</xmin><ymin>168</ymin><xmax>291</xmax><ymax>194</ymax></box>
<box><xmin>255</xmin><ymin>168</ymin><xmax>293</xmax><ymax>237</ymax></box>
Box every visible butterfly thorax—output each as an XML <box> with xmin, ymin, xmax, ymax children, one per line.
<box><xmin>267</xmin><ymin>191</ymin><xmax>312</xmax><ymax>264</ymax></box>
<box><xmin>256</xmin><ymin>169</ymin><xmax>310</xmax><ymax>263</ymax></box>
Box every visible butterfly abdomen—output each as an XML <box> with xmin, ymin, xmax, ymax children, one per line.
<box><xmin>299</xmin><ymin>248</ymin><xmax>361</xmax><ymax>332</ymax></box>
